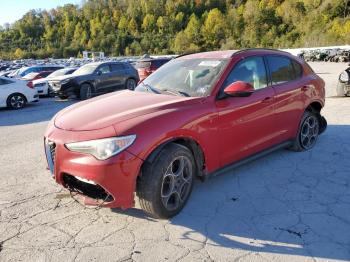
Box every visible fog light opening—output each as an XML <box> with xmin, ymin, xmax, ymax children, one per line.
<box><xmin>62</xmin><ymin>174</ymin><xmax>114</xmax><ymax>205</ymax></box>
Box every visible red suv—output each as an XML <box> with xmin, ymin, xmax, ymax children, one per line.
<box><xmin>44</xmin><ymin>49</ymin><xmax>327</xmax><ymax>218</ymax></box>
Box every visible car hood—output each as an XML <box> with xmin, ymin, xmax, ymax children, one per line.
<box><xmin>49</xmin><ymin>74</ymin><xmax>74</xmax><ymax>81</ymax></box>
<box><xmin>54</xmin><ymin>90</ymin><xmax>199</xmax><ymax>131</ymax></box>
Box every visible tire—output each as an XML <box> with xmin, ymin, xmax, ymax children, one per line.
<box><xmin>58</xmin><ymin>95</ymin><xmax>69</xmax><ymax>100</ymax></box>
<box><xmin>79</xmin><ymin>83</ymin><xmax>93</xmax><ymax>100</ymax></box>
<box><xmin>336</xmin><ymin>82</ymin><xmax>346</xmax><ymax>97</ymax></box>
<box><xmin>125</xmin><ymin>78</ymin><xmax>137</xmax><ymax>90</ymax></box>
<box><xmin>290</xmin><ymin>110</ymin><xmax>320</xmax><ymax>152</ymax></box>
<box><xmin>7</xmin><ymin>93</ymin><xmax>26</xmax><ymax>109</ymax></box>
<box><xmin>137</xmin><ymin>143</ymin><xmax>195</xmax><ymax>219</ymax></box>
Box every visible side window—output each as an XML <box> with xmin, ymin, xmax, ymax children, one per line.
<box><xmin>223</xmin><ymin>56</ymin><xmax>268</xmax><ymax>90</ymax></box>
<box><xmin>292</xmin><ymin>60</ymin><xmax>303</xmax><ymax>78</ymax></box>
<box><xmin>98</xmin><ymin>65</ymin><xmax>111</xmax><ymax>74</ymax></box>
<box><xmin>111</xmin><ymin>64</ymin><xmax>124</xmax><ymax>71</ymax></box>
<box><xmin>267</xmin><ymin>56</ymin><xmax>295</xmax><ymax>85</ymax></box>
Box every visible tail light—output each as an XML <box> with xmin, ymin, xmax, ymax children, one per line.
<box><xmin>27</xmin><ymin>81</ymin><xmax>34</xmax><ymax>88</ymax></box>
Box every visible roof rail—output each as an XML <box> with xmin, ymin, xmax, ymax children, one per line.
<box><xmin>232</xmin><ymin>48</ymin><xmax>290</xmax><ymax>57</ymax></box>
<box><xmin>175</xmin><ymin>52</ymin><xmax>197</xmax><ymax>58</ymax></box>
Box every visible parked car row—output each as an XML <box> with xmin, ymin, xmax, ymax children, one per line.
<box><xmin>0</xmin><ymin>56</ymin><xmax>173</xmax><ymax>109</ymax></box>
<box><xmin>299</xmin><ymin>48</ymin><xmax>350</xmax><ymax>62</ymax></box>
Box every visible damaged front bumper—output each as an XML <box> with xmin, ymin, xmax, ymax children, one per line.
<box><xmin>44</xmin><ymin>126</ymin><xmax>144</xmax><ymax>209</ymax></box>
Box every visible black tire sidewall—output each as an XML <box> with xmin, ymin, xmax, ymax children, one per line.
<box><xmin>80</xmin><ymin>84</ymin><xmax>92</xmax><ymax>100</ymax></box>
<box><xmin>293</xmin><ymin>111</ymin><xmax>320</xmax><ymax>151</ymax></box>
<box><xmin>126</xmin><ymin>78</ymin><xmax>136</xmax><ymax>90</ymax></box>
<box><xmin>7</xmin><ymin>93</ymin><xmax>26</xmax><ymax>109</ymax></box>
<box><xmin>138</xmin><ymin>144</ymin><xmax>195</xmax><ymax>218</ymax></box>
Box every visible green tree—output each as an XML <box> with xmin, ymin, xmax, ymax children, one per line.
<box><xmin>201</xmin><ymin>8</ymin><xmax>226</xmax><ymax>49</ymax></box>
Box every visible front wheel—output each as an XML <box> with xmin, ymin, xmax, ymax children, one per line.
<box><xmin>7</xmin><ymin>93</ymin><xmax>26</xmax><ymax>109</ymax></box>
<box><xmin>290</xmin><ymin>111</ymin><xmax>320</xmax><ymax>152</ymax></box>
<box><xmin>58</xmin><ymin>94</ymin><xmax>69</xmax><ymax>100</ymax></box>
<box><xmin>79</xmin><ymin>83</ymin><xmax>93</xmax><ymax>100</ymax></box>
<box><xmin>137</xmin><ymin>143</ymin><xmax>195</xmax><ymax>219</ymax></box>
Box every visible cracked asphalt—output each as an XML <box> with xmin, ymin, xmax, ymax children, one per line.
<box><xmin>0</xmin><ymin>62</ymin><xmax>349</xmax><ymax>262</ymax></box>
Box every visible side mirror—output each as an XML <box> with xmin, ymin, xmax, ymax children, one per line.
<box><xmin>96</xmin><ymin>70</ymin><xmax>102</xmax><ymax>76</ymax></box>
<box><xmin>223</xmin><ymin>81</ymin><xmax>254</xmax><ymax>97</ymax></box>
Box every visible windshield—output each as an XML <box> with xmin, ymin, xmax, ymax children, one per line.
<box><xmin>18</xmin><ymin>67</ymin><xmax>30</xmax><ymax>76</ymax></box>
<box><xmin>73</xmin><ymin>64</ymin><xmax>98</xmax><ymax>75</ymax></box>
<box><xmin>136</xmin><ymin>58</ymin><xmax>228</xmax><ymax>97</ymax></box>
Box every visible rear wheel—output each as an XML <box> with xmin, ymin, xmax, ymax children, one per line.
<box><xmin>58</xmin><ymin>95</ymin><xmax>69</xmax><ymax>100</ymax></box>
<box><xmin>79</xmin><ymin>83</ymin><xmax>93</xmax><ymax>100</ymax></box>
<box><xmin>137</xmin><ymin>143</ymin><xmax>195</xmax><ymax>219</ymax></box>
<box><xmin>291</xmin><ymin>111</ymin><xmax>320</xmax><ymax>152</ymax></box>
<box><xmin>7</xmin><ymin>93</ymin><xmax>26</xmax><ymax>109</ymax></box>
<box><xmin>125</xmin><ymin>78</ymin><xmax>137</xmax><ymax>90</ymax></box>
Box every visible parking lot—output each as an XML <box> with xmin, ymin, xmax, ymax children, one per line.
<box><xmin>0</xmin><ymin>62</ymin><xmax>349</xmax><ymax>261</ymax></box>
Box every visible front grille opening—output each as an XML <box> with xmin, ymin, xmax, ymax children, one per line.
<box><xmin>63</xmin><ymin>174</ymin><xmax>114</xmax><ymax>202</ymax></box>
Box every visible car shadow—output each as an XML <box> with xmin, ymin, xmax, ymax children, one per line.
<box><xmin>0</xmin><ymin>98</ymin><xmax>76</xmax><ymax>126</ymax></box>
<box><xmin>113</xmin><ymin>125</ymin><xmax>350</xmax><ymax>261</ymax></box>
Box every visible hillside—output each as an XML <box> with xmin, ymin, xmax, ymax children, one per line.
<box><xmin>0</xmin><ymin>0</ymin><xmax>349</xmax><ymax>59</ymax></box>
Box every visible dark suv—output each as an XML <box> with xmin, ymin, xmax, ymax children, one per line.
<box><xmin>48</xmin><ymin>61</ymin><xmax>139</xmax><ymax>100</ymax></box>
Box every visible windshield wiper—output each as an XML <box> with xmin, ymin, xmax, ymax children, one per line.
<box><xmin>162</xmin><ymin>89</ymin><xmax>191</xmax><ymax>97</ymax></box>
<box><xmin>142</xmin><ymin>82</ymin><xmax>161</xmax><ymax>94</ymax></box>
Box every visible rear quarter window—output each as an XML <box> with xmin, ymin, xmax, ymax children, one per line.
<box><xmin>292</xmin><ymin>60</ymin><xmax>303</xmax><ymax>78</ymax></box>
<box><xmin>111</xmin><ymin>64</ymin><xmax>125</xmax><ymax>71</ymax></box>
<box><xmin>267</xmin><ymin>56</ymin><xmax>296</xmax><ymax>85</ymax></box>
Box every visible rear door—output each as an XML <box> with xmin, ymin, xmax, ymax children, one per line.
<box><xmin>110</xmin><ymin>63</ymin><xmax>127</xmax><ymax>90</ymax></box>
<box><xmin>216</xmin><ymin>56</ymin><xmax>278</xmax><ymax>166</ymax></box>
<box><xmin>266</xmin><ymin>55</ymin><xmax>305</xmax><ymax>142</ymax></box>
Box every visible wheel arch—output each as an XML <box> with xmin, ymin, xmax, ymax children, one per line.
<box><xmin>7</xmin><ymin>92</ymin><xmax>28</xmax><ymax>103</ymax></box>
<box><xmin>306</xmin><ymin>101</ymin><xmax>323</xmax><ymax>113</ymax></box>
<box><xmin>305</xmin><ymin>100</ymin><xmax>327</xmax><ymax>134</ymax></box>
<box><xmin>80</xmin><ymin>81</ymin><xmax>94</xmax><ymax>90</ymax></box>
<box><xmin>142</xmin><ymin>137</ymin><xmax>206</xmax><ymax>179</ymax></box>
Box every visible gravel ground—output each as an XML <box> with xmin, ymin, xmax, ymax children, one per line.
<box><xmin>0</xmin><ymin>62</ymin><xmax>349</xmax><ymax>262</ymax></box>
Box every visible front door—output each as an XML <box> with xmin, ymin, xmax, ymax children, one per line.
<box><xmin>215</xmin><ymin>56</ymin><xmax>278</xmax><ymax>167</ymax></box>
<box><xmin>95</xmin><ymin>65</ymin><xmax>113</xmax><ymax>93</ymax></box>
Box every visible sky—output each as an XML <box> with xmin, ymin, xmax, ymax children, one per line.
<box><xmin>0</xmin><ymin>0</ymin><xmax>81</xmax><ymax>25</ymax></box>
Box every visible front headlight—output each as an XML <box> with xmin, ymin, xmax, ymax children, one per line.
<box><xmin>65</xmin><ymin>135</ymin><xmax>136</xmax><ymax>160</ymax></box>
<box><xmin>60</xmin><ymin>78</ymin><xmax>71</xmax><ymax>85</ymax></box>
<box><xmin>339</xmin><ymin>71</ymin><xmax>349</xmax><ymax>83</ymax></box>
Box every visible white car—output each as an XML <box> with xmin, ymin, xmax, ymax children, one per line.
<box><xmin>32</xmin><ymin>67</ymin><xmax>77</xmax><ymax>96</ymax></box>
<box><xmin>0</xmin><ymin>76</ymin><xmax>39</xmax><ymax>109</ymax></box>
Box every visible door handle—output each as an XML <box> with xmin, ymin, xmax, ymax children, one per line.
<box><xmin>261</xmin><ymin>97</ymin><xmax>273</xmax><ymax>103</ymax></box>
